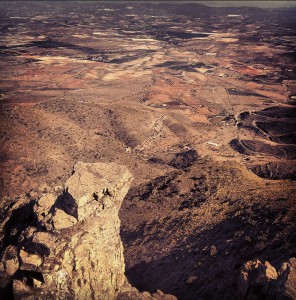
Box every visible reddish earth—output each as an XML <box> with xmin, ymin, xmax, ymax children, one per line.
<box><xmin>0</xmin><ymin>2</ymin><xmax>295</xmax><ymax>299</ymax></box>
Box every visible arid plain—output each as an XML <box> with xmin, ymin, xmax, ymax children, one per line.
<box><xmin>0</xmin><ymin>2</ymin><xmax>295</xmax><ymax>299</ymax></box>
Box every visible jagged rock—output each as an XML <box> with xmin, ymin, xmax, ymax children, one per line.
<box><xmin>34</xmin><ymin>193</ymin><xmax>56</xmax><ymax>218</ymax></box>
<box><xmin>19</xmin><ymin>249</ymin><xmax>42</xmax><ymax>271</ymax></box>
<box><xmin>13</xmin><ymin>279</ymin><xmax>34</xmax><ymax>300</ymax></box>
<box><xmin>27</xmin><ymin>231</ymin><xmax>56</xmax><ymax>257</ymax></box>
<box><xmin>238</xmin><ymin>258</ymin><xmax>296</xmax><ymax>300</ymax></box>
<box><xmin>23</xmin><ymin>162</ymin><xmax>133</xmax><ymax>299</ymax></box>
<box><xmin>0</xmin><ymin>162</ymin><xmax>176</xmax><ymax>300</ymax></box>
<box><xmin>51</xmin><ymin>208</ymin><xmax>77</xmax><ymax>230</ymax></box>
<box><xmin>238</xmin><ymin>259</ymin><xmax>278</xmax><ymax>299</ymax></box>
<box><xmin>0</xmin><ymin>245</ymin><xmax>19</xmax><ymax>287</ymax></box>
<box><xmin>63</xmin><ymin>161</ymin><xmax>132</xmax><ymax>221</ymax></box>
<box><xmin>33</xmin><ymin>193</ymin><xmax>56</xmax><ymax>231</ymax></box>
<box><xmin>278</xmin><ymin>258</ymin><xmax>296</xmax><ymax>299</ymax></box>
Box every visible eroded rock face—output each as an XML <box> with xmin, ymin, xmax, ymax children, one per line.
<box><xmin>0</xmin><ymin>162</ymin><xmax>176</xmax><ymax>299</ymax></box>
<box><xmin>278</xmin><ymin>258</ymin><xmax>296</xmax><ymax>300</ymax></box>
<box><xmin>238</xmin><ymin>258</ymin><xmax>296</xmax><ymax>300</ymax></box>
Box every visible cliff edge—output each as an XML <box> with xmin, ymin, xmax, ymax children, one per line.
<box><xmin>0</xmin><ymin>162</ymin><xmax>176</xmax><ymax>300</ymax></box>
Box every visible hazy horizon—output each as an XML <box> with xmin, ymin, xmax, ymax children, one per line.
<box><xmin>139</xmin><ymin>1</ymin><xmax>296</xmax><ymax>9</ymax></box>
<box><xmin>195</xmin><ymin>1</ymin><xmax>296</xmax><ymax>8</ymax></box>
<box><xmin>24</xmin><ymin>1</ymin><xmax>296</xmax><ymax>9</ymax></box>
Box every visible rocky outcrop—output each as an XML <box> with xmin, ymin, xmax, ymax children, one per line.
<box><xmin>0</xmin><ymin>162</ymin><xmax>176</xmax><ymax>300</ymax></box>
<box><xmin>238</xmin><ymin>258</ymin><xmax>296</xmax><ymax>299</ymax></box>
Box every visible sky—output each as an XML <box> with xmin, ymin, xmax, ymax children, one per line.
<box><xmin>186</xmin><ymin>1</ymin><xmax>296</xmax><ymax>8</ymax></box>
<box><xmin>39</xmin><ymin>1</ymin><xmax>296</xmax><ymax>9</ymax></box>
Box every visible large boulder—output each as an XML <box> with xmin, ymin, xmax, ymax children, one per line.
<box><xmin>0</xmin><ymin>162</ymin><xmax>177</xmax><ymax>299</ymax></box>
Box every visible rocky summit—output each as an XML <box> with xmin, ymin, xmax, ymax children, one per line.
<box><xmin>0</xmin><ymin>162</ymin><xmax>176</xmax><ymax>300</ymax></box>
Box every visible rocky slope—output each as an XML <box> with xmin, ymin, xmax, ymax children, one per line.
<box><xmin>120</xmin><ymin>159</ymin><xmax>296</xmax><ymax>299</ymax></box>
<box><xmin>0</xmin><ymin>162</ymin><xmax>176</xmax><ymax>300</ymax></box>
